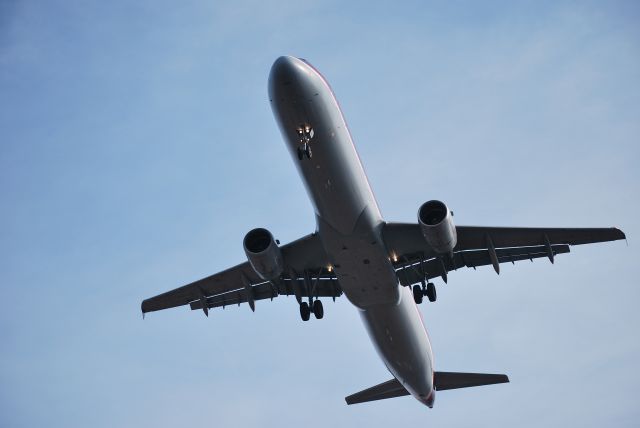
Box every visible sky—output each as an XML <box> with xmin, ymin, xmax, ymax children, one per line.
<box><xmin>1</xmin><ymin>0</ymin><xmax>639</xmax><ymax>426</ymax></box>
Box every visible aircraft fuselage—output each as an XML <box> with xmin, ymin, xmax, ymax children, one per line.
<box><xmin>269</xmin><ymin>56</ymin><xmax>435</xmax><ymax>407</ymax></box>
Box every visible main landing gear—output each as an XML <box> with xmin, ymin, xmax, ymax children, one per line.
<box><xmin>296</xmin><ymin>268</ymin><xmax>325</xmax><ymax>321</ymax></box>
<box><xmin>296</xmin><ymin>126</ymin><xmax>314</xmax><ymax>160</ymax></box>
<box><xmin>299</xmin><ymin>299</ymin><xmax>323</xmax><ymax>321</ymax></box>
<box><xmin>413</xmin><ymin>281</ymin><xmax>436</xmax><ymax>304</ymax></box>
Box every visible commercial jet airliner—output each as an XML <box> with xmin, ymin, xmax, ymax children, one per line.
<box><xmin>142</xmin><ymin>56</ymin><xmax>626</xmax><ymax>407</ymax></box>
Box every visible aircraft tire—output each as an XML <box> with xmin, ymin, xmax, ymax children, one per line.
<box><xmin>426</xmin><ymin>282</ymin><xmax>437</xmax><ymax>302</ymax></box>
<box><xmin>313</xmin><ymin>300</ymin><xmax>324</xmax><ymax>319</ymax></box>
<box><xmin>413</xmin><ymin>284</ymin><xmax>423</xmax><ymax>304</ymax></box>
<box><xmin>300</xmin><ymin>302</ymin><xmax>311</xmax><ymax>321</ymax></box>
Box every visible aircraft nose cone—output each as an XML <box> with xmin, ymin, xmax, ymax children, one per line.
<box><xmin>269</xmin><ymin>56</ymin><xmax>302</xmax><ymax>86</ymax></box>
<box><xmin>268</xmin><ymin>56</ymin><xmax>318</xmax><ymax>104</ymax></box>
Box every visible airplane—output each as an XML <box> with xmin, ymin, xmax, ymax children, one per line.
<box><xmin>141</xmin><ymin>56</ymin><xmax>626</xmax><ymax>407</ymax></box>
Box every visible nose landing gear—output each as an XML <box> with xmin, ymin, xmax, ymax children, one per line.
<box><xmin>296</xmin><ymin>126</ymin><xmax>314</xmax><ymax>160</ymax></box>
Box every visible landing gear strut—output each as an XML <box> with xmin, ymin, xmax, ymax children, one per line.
<box><xmin>298</xmin><ymin>268</ymin><xmax>325</xmax><ymax>321</ymax></box>
<box><xmin>413</xmin><ymin>282</ymin><xmax>437</xmax><ymax>304</ymax></box>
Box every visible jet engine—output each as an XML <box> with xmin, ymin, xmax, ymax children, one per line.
<box><xmin>418</xmin><ymin>200</ymin><xmax>457</xmax><ymax>255</ymax></box>
<box><xmin>243</xmin><ymin>228</ymin><xmax>284</xmax><ymax>281</ymax></box>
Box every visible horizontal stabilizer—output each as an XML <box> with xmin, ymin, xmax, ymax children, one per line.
<box><xmin>434</xmin><ymin>371</ymin><xmax>509</xmax><ymax>391</ymax></box>
<box><xmin>345</xmin><ymin>378</ymin><xmax>409</xmax><ymax>405</ymax></box>
<box><xmin>346</xmin><ymin>372</ymin><xmax>509</xmax><ymax>405</ymax></box>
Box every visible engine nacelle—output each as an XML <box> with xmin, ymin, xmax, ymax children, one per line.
<box><xmin>243</xmin><ymin>228</ymin><xmax>284</xmax><ymax>281</ymax></box>
<box><xmin>418</xmin><ymin>200</ymin><xmax>457</xmax><ymax>255</ymax></box>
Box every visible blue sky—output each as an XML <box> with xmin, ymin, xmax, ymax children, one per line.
<box><xmin>1</xmin><ymin>1</ymin><xmax>639</xmax><ymax>426</ymax></box>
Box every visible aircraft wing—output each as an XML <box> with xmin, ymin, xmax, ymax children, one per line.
<box><xmin>383</xmin><ymin>223</ymin><xmax>626</xmax><ymax>283</ymax></box>
<box><xmin>141</xmin><ymin>232</ymin><xmax>339</xmax><ymax>316</ymax></box>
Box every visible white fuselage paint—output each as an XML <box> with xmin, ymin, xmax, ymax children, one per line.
<box><xmin>269</xmin><ymin>56</ymin><xmax>435</xmax><ymax>407</ymax></box>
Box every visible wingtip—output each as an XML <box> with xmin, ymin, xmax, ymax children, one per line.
<box><xmin>141</xmin><ymin>300</ymin><xmax>150</xmax><ymax>316</ymax></box>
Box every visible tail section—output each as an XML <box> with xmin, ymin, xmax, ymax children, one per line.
<box><xmin>345</xmin><ymin>371</ymin><xmax>509</xmax><ymax>405</ymax></box>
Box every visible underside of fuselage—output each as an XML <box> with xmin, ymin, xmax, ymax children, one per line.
<box><xmin>268</xmin><ymin>56</ymin><xmax>435</xmax><ymax>405</ymax></box>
